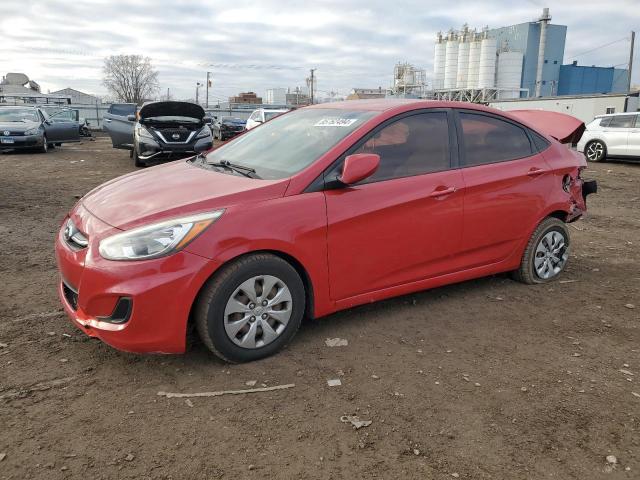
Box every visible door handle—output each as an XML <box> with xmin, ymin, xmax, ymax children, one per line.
<box><xmin>527</xmin><ymin>167</ymin><xmax>548</xmax><ymax>177</ymax></box>
<box><xmin>105</xmin><ymin>118</ymin><xmax>111</xmax><ymax>122</ymax></box>
<box><xmin>428</xmin><ymin>186</ymin><xmax>457</xmax><ymax>198</ymax></box>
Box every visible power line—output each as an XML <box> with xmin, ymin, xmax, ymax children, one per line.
<box><xmin>565</xmin><ymin>37</ymin><xmax>629</xmax><ymax>60</ymax></box>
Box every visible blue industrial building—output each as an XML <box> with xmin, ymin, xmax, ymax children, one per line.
<box><xmin>558</xmin><ymin>61</ymin><xmax>629</xmax><ymax>95</ymax></box>
<box><xmin>489</xmin><ymin>22</ymin><xmax>566</xmax><ymax>97</ymax></box>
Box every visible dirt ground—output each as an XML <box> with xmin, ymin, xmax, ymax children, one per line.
<box><xmin>1</xmin><ymin>135</ymin><xmax>639</xmax><ymax>480</ymax></box>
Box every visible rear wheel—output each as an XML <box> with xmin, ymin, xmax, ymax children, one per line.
<box><xmin>195</xmin><ymin>254</ymin><xmax>305</xmax><ymax>363</ymax></box>
<box><xmin>513</xmin><ymin>217</ymin><xmax>570</xmax><ymax>284</ymax></box>
<box><xmin>585</xmin><ymin>140</ymin><xmax>606</xmax><ymax>162</ymax></box>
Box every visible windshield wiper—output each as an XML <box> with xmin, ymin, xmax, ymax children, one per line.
<box><xmin>207</xmin><ymin>159</ymin><xmax>260</xmax><ymax>179</ymax></box>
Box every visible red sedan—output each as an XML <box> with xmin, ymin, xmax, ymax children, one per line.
<box><xmin>55</xmin><ymin>100</ymin><xmax>597</xmax><ymax>362</ymax></box>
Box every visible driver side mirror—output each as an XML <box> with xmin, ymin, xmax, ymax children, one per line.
<box><xmin>127</xmin><ymin>114</ymin><xmax>136</xmax><ymax>122</ymax></box>
<box><xmin>339</xmin><ymin>153</ymin><xmax>380</xmax><ymax>185</ymax></box>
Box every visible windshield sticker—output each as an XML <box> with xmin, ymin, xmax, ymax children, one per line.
<box><xmin>314</xmin><ymin>118</ymin><xmax>359</xmax><ymax>127</ymax></box>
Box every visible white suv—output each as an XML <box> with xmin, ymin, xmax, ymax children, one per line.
<box><xmin>245</xmin><ymin>108</ymin><xmax>289</xmax><ymax>130</ymax></box>
<box><xmin>577</xmin><ymin>112</ymin><xmax>640</xmax><ymax>162</ymax></box>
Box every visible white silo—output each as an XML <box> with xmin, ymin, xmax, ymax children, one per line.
<box><xmin>478</xmin><ymin>34</ymin><xmax>497</xmax><ymax>88</ymax></box>
<box><xmin>456</xmin><ymin>34</ymin><xmax>470</xmax><ymax>88</ymax></box>
<box><xmin>466</xmin><ymin>31</ymin><xmax>481</xmax><ymax>89</ymax></box>
<box><xmin>433</xmin><ymin>32</ymin><xmax>446</xmax><ymax>89</ymax></box>
<box><xmin>443</xmin><ymin>31</ymin><xmax>458</xmax><ymax>89</ymax></box>
<box><xmin>497</xmin><ymin>51</ymin><xmax>523</xmax><ymax>99</ymax></box>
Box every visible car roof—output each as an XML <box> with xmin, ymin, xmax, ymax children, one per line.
<box><xmin>307</xmin><ymin>99</ymin><xmax>497</xmax><ymax>113</ymax></box>
<box><xmin>595</xmin><ymin>111</ymin><xmax>639</xmax><ymax>118</ymax></box>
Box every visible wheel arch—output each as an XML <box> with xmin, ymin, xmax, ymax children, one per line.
<box><xmin>185</xmin><ymin>249</ymin><xmax>317</xmax><ymax>348</ymax></box>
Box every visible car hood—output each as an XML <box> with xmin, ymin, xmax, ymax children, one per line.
<box><xmin>507</xmin><ymin>110</ymin><xmax>586</xmax><ymax>144</ymax></box>
<box><xmin>80</xmin><ymin>160</ymin><xmax>289</xmax><ymax>230</ymax></box>
<box><xmin>139</xmin><ymin>101</ymin><xmax>205</xmax><ymax>120</ymax></box>
<box><xmin>0</xmin><ymin>121</ymin><xmax>40</xmax><ymax>131</ymax></box>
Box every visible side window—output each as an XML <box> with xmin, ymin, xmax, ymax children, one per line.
<box><xmin>459</xmin><ymin>112</ymin><xmax>533</xmax><ymax>166</ymax></box>
<box><xmin>599</xmin><ymin>117</ymin><xmax>612</xmax><ymax>128</ymax></box>
<box><xmin>635</xmin><ymin>115</ymin><xmax>640</xmax><ymax>128</ymax></box>
<box><xmin>352</xmin><ymin>112</ymin><xmax>450</xmax><ymax>183</ymax></box>
<box><xmin>608</xmin><ymin>115</ymin><xmax>635</xmax><ymax>128</ymax></box>
<box><xmin>530</xmin><ymin>130</ymin><xmax>550</xmax><ymax>152</ymax></box>
<box><xmin>109</xmin><ymin>104</ymin><xmax>135</xmax><ymax>116</ymax></box>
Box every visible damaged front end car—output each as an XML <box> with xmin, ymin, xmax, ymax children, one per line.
<box><xmin>130</xmin><ymin>101</ymin><xmax>213</xmax><ymax>167</ymax></box>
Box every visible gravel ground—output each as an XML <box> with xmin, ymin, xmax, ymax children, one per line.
<box><xmin>1</xmin><ymin>135</ymin><xmax>639</xmax><ymax>479</ymax></box>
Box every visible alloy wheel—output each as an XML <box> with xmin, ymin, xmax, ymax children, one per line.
<box><xmin>534</xmin><ymin>230</ymin><xmax>568</xmax><ymax>280</ymax></box>
<box><xmin>223</xmin><ymin>275</ymin><xmax>293</xmax><ymax>349</ymax></box>
<box><xmin>586</xmin><ymin>141</ymin><xmax>604</xmax><ymax>161</ymax></box>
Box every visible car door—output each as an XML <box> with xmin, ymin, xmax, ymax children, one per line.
<box><xmin>47</xmin><ymin>109</ymin><xmax>80</xmax><ymax>142</ymax></box>
<box><xmin>453</xmin><ymin>110</ymin><xmax>554</xmax><ymax>268</ymax></box>
<box><xmin>626</xmin><ymin>114</ymin><xmax>640</xmax><ymax>157</ymax></box>
<box><xmin>104</xmin><ymin>103</ymin><xmax>135</xmax><ymax>149</ymax></box>
<box><xmin>602</xmin><ymin>114</ymin><xmax>634</xmax><ymax>155</ymax></box>
<box><xmin>324</xmin><ymin>110</ymin><xmax>464</xmax><ymax>301</ymax></box>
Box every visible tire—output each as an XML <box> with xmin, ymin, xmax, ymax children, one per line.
<box><xmin>585</xmin><ymin>140</ymin><xmax>606</xmax><ymax>162</ymax></box>
<box><xmin>39</xmin><ymin>135</ymin><xmax>49</xmax><ymax>153</ymax></box>
<box><xmin>195</xmin><ymin>253</ymin><xmax>305</xmax><ymax>363</ymax></box>
<box><xmin>512</xmin><ymin>217</ymin><xmax>570</xmax><ymax>284</ymax></box>
<box><xmin>133</xmin><ymin>148</ymin><xmax>146</xmax><ymax>168</ymax></box>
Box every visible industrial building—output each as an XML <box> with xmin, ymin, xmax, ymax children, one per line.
<box><xmin>489</xmin><ymin>91</ymin><xmax>639</xmax><ymax>124</ymax></box>
<box><xmin>432</xmin><ymin>8</ymin><xmax>631</xmax><ymax>102</ymax></box>
<box><xmin>229</xmin><ymin>92</ymin><xmax>262</xmax><ymax>105</ymax></box>
<box><xmin>49</xmin><ymin>87</ymin><xmax>102</xmax><ymax>105</ymax></box>
<box><xmin>265</xmin><ymin>88</ymin><xmax>286</xmax><ymax>105</ymax></box>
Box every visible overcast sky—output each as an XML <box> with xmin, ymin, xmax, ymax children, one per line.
<box><xmin>1</xmin><ymin>0</ymin><xmax>639</xmax><ymax>102</ymax></box>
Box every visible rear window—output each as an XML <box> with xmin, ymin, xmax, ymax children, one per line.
<box><xmin>459</xmin><ymin>112</ymin><xmax>534</xmax><ymax>166</ymax></box>
<box><xmin>608</xmin><ymin>115</ymin><xmax>635</xmax><ymax>128</ymax></box>
<box><xmin>109</xmin><ymin>104</ymin><xmax>136</xmax><ymax>116</ymax></box>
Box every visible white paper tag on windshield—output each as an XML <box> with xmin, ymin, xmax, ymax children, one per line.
<box><xmin>314</xmin><ymin>118</ymin><xmax>358</xmax><ymax>127</ymax></box>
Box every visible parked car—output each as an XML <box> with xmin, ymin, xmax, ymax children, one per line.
<box><xmin>577</xmin><ymin>111</ymin><xmax>640</xmax><ymax>162</ymax></box>
<box><xmin>0</xmin><ymin>105</ymin><xmax>80</xmax><ymax>153</ymax></box>
<box><xmin>245</xmin><ymin>108</ymin><xmax>289</xmax><ymax>130</ymax></box>
<box><xmin>103</xmin><ymin>103</ymin><xmax>137</xmax><ymax>149</ymax></box>
<box><xmin>55</xmin><ymin>100</ymin><xmax>596</xmax><ymax>362</ymax></box>
<box><xmin>129</xmin><ymin>101</ymin><xmax>213</xmax><ymax>167</ymax></box>
<box><xmin>212</xmin><ymin>116</ymin><xmax>246</xmax><ymax>140</ymax></box>
<box><xmin>44</xmin><ymin>107</ymin><xmax>91</xmax><ymax>138</ymax></box>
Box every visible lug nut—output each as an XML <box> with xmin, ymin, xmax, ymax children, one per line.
<box><xmin>249</xmin><ymin>303</ymin><xmax>255</xmax><ymax>309</ymax></box>
<box><xmin>262</xmin><ymin>300</ymin><xmax>268</xmax><ymax>306</ymax></box>
<box><xmin>261</xmin><ymin>313</ymin><xmax>268</xmax><ymax>319</ymax></box>
<box><xmin>250</xmin><ymin>316</ymin><xmax>256</xmax><ymax>322</ymax></box>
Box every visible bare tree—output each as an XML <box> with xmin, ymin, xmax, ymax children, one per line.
<box><xmin>103</xmin><ymin>55</ymin><xmax>159</xmax><ymax>104</ymax></box>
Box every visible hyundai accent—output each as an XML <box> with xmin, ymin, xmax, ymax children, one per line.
<box><xmin>55</xmin><ymin>100</ymin><xmax>597</xmax><ymax>362</ymax></box>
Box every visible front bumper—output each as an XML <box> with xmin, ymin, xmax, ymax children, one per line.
<box><xmin>136</xmin><ymin>136</ymin><xmax>213</xmax><ymax>161</ymax></box>
<box><xmin>54</xmin><ymin>211</ymin><xmax>221</xmax><ymax>354</ymax></box>
<box><xmin>0</xmin><ymin>134</ymin><xmax>42</xmax><ymax>149</ymax></box>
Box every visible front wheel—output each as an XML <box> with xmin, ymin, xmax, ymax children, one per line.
<box><xmin>133</xmin><ymin>148</ymin><xmax>146</xmax><ymax>168</ymax></box>
<box><xmin>195</xmin><ymin>254</ymin><xmax>305</xmax><ymax>363</ymax></box>
<box><xmin>39</xmin><ymin>135</ymin><xmax>49</xmax><ymax>153</ymax></box>
<box><xmin>512</xmin><ymin>217</ymin><xmax>570</xmax><ymax>284</ymax></box>
<box><xmin>585</xmin><ymin>140</ymin><xmax>606</xmax><ymax>162</ymax></box>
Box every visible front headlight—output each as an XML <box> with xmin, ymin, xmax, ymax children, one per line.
<box><xmin>196</xmin><ymin>127</ymin><xmax>211</xmax><ymax>139</ymax></box>
<box><xmin>98</xmin><ymin>211</ymin><xmax>223</xmax><ymax>261</ymax></box>
<box><xmin>136</xmin><ymin>125</ymin><xmax>154</xmax><ymax>140</ymax></box>
<box><xmin>24</xmin><ymin>127</ymin><xmax>40</xmax><ymax>135</ymax></box>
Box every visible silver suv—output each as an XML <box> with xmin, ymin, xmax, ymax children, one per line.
<box><xmin>577</xmin><ymin>112</ymin><xmax>640</xmax><ymax>162</ymax></box>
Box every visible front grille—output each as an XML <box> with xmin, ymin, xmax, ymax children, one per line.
<box><xmin>62</xmin><ymin>281</ymin><xmax>78</xmax><ymax>310</ymax></box>
<box><xmin>157</xmin><ymin>128</ymin><xmax>193</xmax><ymax>143</ymax></box>
<box><xmin>1</xmin><ymin>130</ymin><xmax>25</xmax><ymax>136</ymax></box>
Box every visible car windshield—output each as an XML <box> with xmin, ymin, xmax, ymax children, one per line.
<box><xmin>205</xmin><ymin>108</ymin><xmax>376</xmax><ymax>179</ymax></box>
<box><xmin>0</xmin><ymin>108</ymin><xmax>39</xmax><ymax>122</ymax></box>
<box><xmin>264</xmin><ymin>111</ymin><xmax>286</xmax><ymax>121</ymax></box>
<box><xmin>222</xmin><ymin>117</ymin><xmax>244</xmax><ymax>124</ymax></box>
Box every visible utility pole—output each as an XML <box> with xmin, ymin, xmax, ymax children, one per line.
<box><xmin>309</xmin><ymin>68</ymin><xmax>316</xmax><ymax>104</ymax></box>
<box><xmin>628</xmin><ymin>31</ymin><xmax>635</xmax><ymax>92</ymax></box>
<box><xmin>205</xmin><ymin>72</ymin><xmax>212</xmax><ymax>108</ymax></box>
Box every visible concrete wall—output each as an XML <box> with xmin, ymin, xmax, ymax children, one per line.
<box><xmin>489</xmin><ymin>94</ymin><xmax>639</xmax><ymax>123</ymax></box>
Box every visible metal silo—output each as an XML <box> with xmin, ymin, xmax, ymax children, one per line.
<box><xmin>478</xmin><ymin>34</ymin><xmax>497</xmax><ymax>88</ymax></box>
<box><xmin>433</xmin><ymin>32</ymin><xmax>446</xmax><ymax>90</ymax></box>
<box><xmin>466</xmin><ymin>31</ymin><xmax>481</xmax><ymax>89</ymax></box>
<box><xmin>443</xmin><ymin>31</ymin><xmax>458</xmax><ymax>89</ymax></box>
<box><xmin>496</xmin><ymin>50</ymin><xmax>523</xmax><ymax>99</ymax></box>
<box><xmin>456</xmin><ymin>32</ymin><xmax>470</xmax><ymax>89</ymax></box>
